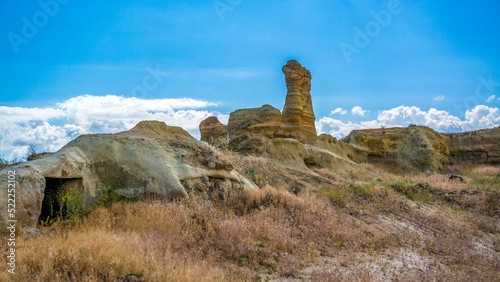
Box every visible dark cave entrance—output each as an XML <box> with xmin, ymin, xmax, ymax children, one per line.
<box><xmin>38</xmin><ymin>177</ymin><xmax>83</xmax><ymax>223</ymax></box>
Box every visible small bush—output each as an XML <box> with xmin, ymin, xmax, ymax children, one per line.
<box><xmin>62</xmin><ymin>184</ymin><xmax>87</xmax><ymax>219</ymax></box>
<box><xmin>319</xmin><ymin>187</ymin><xmax>350</xmax><ymax>207</ymax></box>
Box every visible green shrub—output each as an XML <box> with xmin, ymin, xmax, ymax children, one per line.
<box><xmin>62</xmin><ymin>184</ymin><xmax>88</xmax><ymax>219</ymax></box>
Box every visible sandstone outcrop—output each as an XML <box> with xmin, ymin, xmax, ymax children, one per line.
<box><xmin>0</xmin><ymin>121</ymin><xmax>256</xmax><ymax>233</ymax></box>
<box><xmin>342</xmin><ymin>126</ymin><xmax>500</xmax><ymax>171</ymax></box>
<box><xmin>281</xmin><ymin>60</ymin><xmax>317</xmax><ymax>143</ymax></box>
<box><xmin>446</xmin><ymin>127</ymin><xmax>500</xmax><ymax>164</ymax></box>
<box><xmin>315</xmin><ymin>134</ymin><xmax>368</xmax><ymax>163</ymax></box>
<box><xmin>261</xmin><ymin>138</ymin><xmax>360</xmax><ymax>172</ymax></box>
<box><xmin>342</xmin><ymin>125</ymin><xmax>451</xmax><ymax>172</ymax></box>
<box><xmin>199</xmin><ymin>116</ymin><xmax>228</xmax><ymax>144</ymax></box>
<box><xmin>199</xmin><ymin>60</ymin><xmax>317</xmax><ymax>155</ymax></box>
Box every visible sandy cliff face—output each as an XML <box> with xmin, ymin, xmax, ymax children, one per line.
<box><xmin>446</xmin><ymin>127</ymin><xmax>500</xmax><ymax>164</ymax></box>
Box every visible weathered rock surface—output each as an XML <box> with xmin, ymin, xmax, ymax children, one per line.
<box><xmin>446</xmin><ymin>127</ymin><xmax>500</xmax><ymax>164</ymax></box>
<box><xmin>199</xmin><ymin>116</ymin><xmax>228</xmax><ymax>144</ymax></box>
<box><xmin>0</xmin><ymin>121</ymin><xmax>256</xmax><ymax>234</ymax></box>
<box><xmin>262</xmin><ymin>138</ymin><xmax>359</xmax><ymax>172</ymax></box>
<box><xmin>342</xmin><ymin>126</ymin><xmax>500</xmax><ymax>171</ymax></box>
<box><xmin>200</xmin><ymin>60</ymin><xmax>317</xmax><ymax>155</ymax></box>
<box><xmin>281</xmin><ymin>60</ymin><xmax>317</xmax><ymax>143</ymax></box>
<box><xmin>262</xmin><ymin>139</ymin><xmax>310</xmax><ymax>170</ymax></box>
<box><xmin>315</xmin><ymin>134</ymin><xmax>368</xmax><ymax>163</ymax></box>
<box><xmin>342</xmin><ymin>126</ymin><xmax>451</xmax><ymax>172</ymax></box>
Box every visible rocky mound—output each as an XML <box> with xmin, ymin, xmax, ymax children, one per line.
<box><xmin>342</xmin><ymin>125</ymin><xmax>451</xmax><ymax>172</ymax></box>
<box><xmin>200</xmin><ymin>60</ymin><xmax>317</xmax><ymax>155</ymax></box>
<box><xmin>0</xmin><ymin>121</ymin><xmax>256</xmax><ymax>233</ymax></box>
<box><xmin>342</xmin><ymin>126</ymin><xmax>500</xmax><ymax>171</ymax></box>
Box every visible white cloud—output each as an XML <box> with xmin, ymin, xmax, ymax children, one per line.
<box><xmin>433</xmin><ymin>95</ymin><xmax>445</xmax><ymax>101</ymax></box>
<box><xmin>3</xmin><ymin>94</ymin><xmax>500</xmax><ymax>162</ymax></box>
<box><xmin>486</xmin><ymin>95</ymin><xmax>496</xmax><ymax>102</ymax></box>
<box><xmin>331</xmin><ymin>107</ymin><xmax>347</xmax><ymax>115</ymax></box>
<box><xmin>377</xmin><ymin>106</ymin><xmax>462</xmax><ymax>132</ymax></box>
<box><xmin>351</xmin><ymin>106</ymin><xmax>367</xmax><ymax>116</ymax></box>
<box><xmin>316</xmin><ymin>105</ymin><xmax>500</xmax><ymax>139</ymax></box>
<box><xmin>0</xmin><ymin>95</ymin><xmax>220</xmax><ymax>161</ymax></box>
<box><xmin>217</xmin><ymin>114</ymin><xmax>229</xmax><ymax>125</ymax></box>
<box><xmin>316</xmin><ymin>118</ymin><xmax>384</xmax><ymax>139</ymax></box>
<box><xmin>0</xmin><ymin>106</ymin><xmax>66</xmax><ymax>126</ymax></box>
<box><xmin>462</xmin><ymin>105</ymin><xmax>500</xmax><ymax>131</ymax></box>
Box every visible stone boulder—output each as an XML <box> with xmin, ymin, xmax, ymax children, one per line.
<box><xmin>262</xmin><ymin>139</ymin><xmax>310</xmax><ymax>170</ymax></box>
<box><xmin>0</xmin><ymin>121</ymin><xmax>257</xmax><ymax>234</ymax></box>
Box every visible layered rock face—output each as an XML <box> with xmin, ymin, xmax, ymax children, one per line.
<box><xmin>281</xmin><ymin>60</ymin><xmax>317</xmax><ymax>143</ymax></box>
<box><xmin>342</xmin><ymin>126</ymin><xmax>500</xmax><ymax>171</ymax></box>
<box><xmin>199</xmin><ymin>60</ymin><xmax>317</xmax><ymax>155</ymax></box>
<box><xmin>0</xmin><ymin>121</ymin><xmax>256</xmax><ymax>234</ymax></box>
<box><xmin>342</xmin><ymin>126</ymin><xmax>451</xmax><ymax>172</ymax></box>
<box><xmin>446</xmin><ymin>127</ymin><xmax>500</xmax><ymax>164</ymax></box>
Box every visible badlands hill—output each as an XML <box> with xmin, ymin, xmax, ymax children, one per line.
<box><xmin>200</xmin><ymin>60</ymin><xmax>500</xmax><ymax>173</ymax></box>
<box><xmin>0</xmin><ymin>60</ymin><xmax>499</xmax><ymax>281</ymax></box>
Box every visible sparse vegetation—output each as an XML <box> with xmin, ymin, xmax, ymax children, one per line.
<box><xmin>1</xmin><ymin>160</ymin><xmax>499</xmax><ymax>281</ymax></box>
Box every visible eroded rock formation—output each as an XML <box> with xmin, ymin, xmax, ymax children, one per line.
<box><xmin>342</xmin><ymin>126</ymin><xmax>451</xmax><ymax>172</ymax></box>
<box><xmin>0</xmin><ymin>121</ymin><xmax>256</xmax><ymax>233</ymax></box>
<box><xmin>281</xmin><ymin>60</ymin><xmax>317</xmax><ymax>143</ymax></box>
<box><xmin>446</xmin><ymin>128</ymin><xmax>500</xmax><ymax>164</ymax></box>
<box><xmin>199</xmin><ymin>116</ymin><xmax>228</xmax><ymax>143</ymax></box>
<box><xmin>342</xmin><ymin>126</ymin><xmax>500</xmax><ymax>171</ymax></box>
<box><xmin>200</xmin><ymin>60</ymin><xmax>317</xmax><ymax>155</ymax></box>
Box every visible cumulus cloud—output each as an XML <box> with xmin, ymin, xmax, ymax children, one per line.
<box><xmin>462</xmin><ymin>105</ymin><xmax>500</xmax><ymax>131</ymax></box>
<box><xmin>433</xmin><ymin>95</ymin><xmax>445</xmax><ymax>101</ymax></box>
<box><xmin>331</xmin><ymin>107</ymin><xmax>347</xmax><ymax>115</ymax></box>
<box><xmin>3</xmin><ymin>94</ymin><xmax>500</xmax><ymax>162</ymax></box>
<box><xmin>486</xmin><ymin>95</ymin><xmax>496</xmax><ymax>102</ymax></box>
<box><xmin>0</xmin><ymin>95</ymin><xmax>220</xmax><ymax>160</ymax></box>
<box><xmin>351</xmin><ymin>106</ymin><xmax>367</xmax><ymax>116</ymax></box>
<box><xmin>317</xmin><ymin>105</ymin><xmax>500</xmax><ymax>139</ymax></box>
<box><xmin>316</xmin><ymin>118</ymin><xmax>383</xmax><ymax>139</ymax></box>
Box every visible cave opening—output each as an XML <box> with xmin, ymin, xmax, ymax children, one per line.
<box><xmin>38</xmin><ymin>177</ymin><xmax>83</xmax><ymax>224</ymax></box>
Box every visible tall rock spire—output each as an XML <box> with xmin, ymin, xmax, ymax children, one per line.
<box><xmin>281</xmin><ymin>60</ymin><xmax>317</xmax><ymax>143</ymax></box>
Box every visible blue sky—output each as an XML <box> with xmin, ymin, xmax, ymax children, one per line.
<box><xmin>1</xmin><ymin>0</ymin><xmax>499</xmax><ymax>160</ymax></box>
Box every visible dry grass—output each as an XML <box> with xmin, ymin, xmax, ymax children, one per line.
<box><xmin>470</xmin><ymin>165</ymin><xmax>500</xmax><ymax>175</ymax></box>
<box><xmin>1</xmin><ymin>187</ymin><xmax>393</xmax><ymax>281</ymax></box>
<box><xmin>1</xmin><ymin>160</ymin><xmax>499</xmax><ymax>281</ymax></box>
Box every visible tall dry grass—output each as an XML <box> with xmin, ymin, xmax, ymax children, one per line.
<box><xmin>1</xmin><ymin>157</ymin><xmax>499</xmax><ymax>281</ymax></box>
<box><xmin>1</xmin><ymin>186</ymin><xmax>394</xmax><ymax>281</ymax></box>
